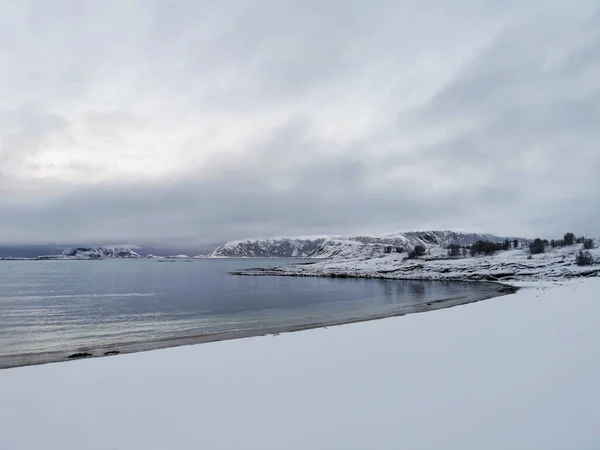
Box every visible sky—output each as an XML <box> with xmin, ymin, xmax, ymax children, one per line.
<box><xmin>1</xmin><ymin>0</ymin><xmax>599</xmax><ymax>245</ymax></box>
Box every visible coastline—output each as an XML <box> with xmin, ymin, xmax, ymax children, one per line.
<box><xmin>1</xmin><ymin>278</ymin><xmax>598</xmax><ymax>449</ymax></box>
<box><xmin>0</xmin><ymin>280</ymin><xmax>514</xmax><ymax>370</ymax></box>
<box><xmin>233</xmin><ymin>245</ymin><xmax>600</xmax><ymax>283</ymax></box>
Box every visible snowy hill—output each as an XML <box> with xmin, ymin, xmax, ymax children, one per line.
<box><xmin>208</xmin><ymin>231</ymin><xmax>524</xmax><ymax>259</ymax></box>
<box><xmin>237</xmin><ymin>243</ymin><xmax>600</xmax><ymax>283</ymax></box>
<box><xmin>208</xmin><ymin>236</ymin><xmax>331</xmax><ymax>258</ymax></box>
<box><xmin>36</xmin><ymin>247</ymin><xmax>142</xmax><ymax>260</ymax></box>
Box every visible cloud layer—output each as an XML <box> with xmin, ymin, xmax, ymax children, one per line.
<box><xmin>1</xmin><ymin>1</ymin><xmax>599</xmax><ymax>244</ymax></box>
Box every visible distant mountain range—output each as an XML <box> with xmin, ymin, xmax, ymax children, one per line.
<box><xmin>0</xmin><ymin>243</ymin><xmax>223</xmax><ymax>259</ymax></box>
<box><xmin>31</xmin><ymin>247</ymin><xmax>141</xmax><ymax>260</ymax></box>
<box><xmin>0</xmin><ymin>231</ymin><xmax>528</xmax><ymax>260</ymax></box>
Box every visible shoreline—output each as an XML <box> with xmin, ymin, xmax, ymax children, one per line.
<box><xmin>0</xmin><ymin>280</ymin><xmax>515</xmax><ymax>370</ymax></box>
<box><xmin>2</xmin><ymin>278</ymin><xmax>598</xmax><ymax>449</ymax></box>
<box><xmin>234</xmin><ymin>245</ymin><xmax>600</xmax><ymax>283</ymax></box>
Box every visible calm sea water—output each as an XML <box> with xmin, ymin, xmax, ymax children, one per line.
<box><xmin>0</xmin><ymin>259</ymin><xmax>498</xmax><ymax>357</ymax></box>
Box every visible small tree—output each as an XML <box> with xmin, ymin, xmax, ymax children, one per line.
<box><xmin>447</xmin><ymin>244</ymin><xmax>461</xmax><ymax>257</ymax></box>
<box><xmin>530</xmin><ymin>238</ymin><xmax>545</xmax><ymax>255</ymax></box>
<box><xmin>550</xmin><ymin>239</ymin><xmax>557</xmax><ymax>248</ymax></box>
<box><xmin>503</xmin><ymin>239</ymin><xmax>511</xmax><ymax>251</ymax></box>
<box><xmin>408</xmin><ymin>245</ymin><xmax>426</xmax><ymax>259</ymax></box>
<box><xmin>470</xmin><ymin>240</ymin><xmax>503</xmax><ymax>256</ymax></box>
<box><xmin>576</xmin><ymin>250</ymin><xmax>595</xmax><ymax>266</ymax></box>
<box><xmin>513</xmin><ymin>239</ymin><xmax>519</xmax><ymax>248</ymax></box>
<box><xmin>583</xmin><ymin>238</ymin><xmax>595</xmax><ymax>250</ymax></box>
<box><xmin>564</xmin><ymin>232</ymin><xmax>575</xmax><ymax>246</ymax></box>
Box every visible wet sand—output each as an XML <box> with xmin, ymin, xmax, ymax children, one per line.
<box><xmin>0</xmin><ymin>282</ymin><xmax>516</xmax><ymax>370</ymax></box>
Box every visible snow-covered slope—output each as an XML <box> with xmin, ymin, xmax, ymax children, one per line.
<box><xmin>241</xmin><ymin>244</ymin><xmax>600</xmax><ymax>283</ymax></box>
<box><xmin>209</xmin><ymin>231</ymin><xmax>524</xmax><ymax>259</ymax></box>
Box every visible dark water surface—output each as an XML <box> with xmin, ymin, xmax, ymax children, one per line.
<box><xmin>0</xmin><ymin>259</ymin><xmax>505</xmax><ymax>365</ymax></box>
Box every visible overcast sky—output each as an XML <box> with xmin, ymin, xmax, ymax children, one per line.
<box><xmin>1</xmin><ymin>0</ymin><xmax>599</xmax><ymax>245</ymax></box>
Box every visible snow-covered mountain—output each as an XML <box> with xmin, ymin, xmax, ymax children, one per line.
<box><xmin>209</xmin><ymin>236</ymin><xmax>331</xmax><ymax>258</ymax></box>
<box><xmin>208</xmin><ymin>231</ymin><xmax>525</xmax><ymax>259</ymax></box>
<box><xmin>37</xmin><ymin>247</ymin><xmax>142</xmax><ymax>260</ymax></box>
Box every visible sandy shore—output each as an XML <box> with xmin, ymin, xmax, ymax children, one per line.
<box><xmin>0</xmin><ymin>281</ymin><xmax>515</xmax><ymax>370</ymax></box>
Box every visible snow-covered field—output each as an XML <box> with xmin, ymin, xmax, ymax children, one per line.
<box><xmin>254</xmin><ymin>244</ymin><xmax>600</xmax><ymax>282</ymax></box>
<box><xmin>1</xmin><ymin>277</ymin><xmax>598</xmax><ymax>450</ymax></box>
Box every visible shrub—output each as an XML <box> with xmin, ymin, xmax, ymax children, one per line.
<box><xmin>529</xmin><ymin>238</ymin><xmax>545</xmax><ymax>254</ymax></box>
<box><xmin>564</xmin><ymin>232</ymin><xmax>575</xmax><ymax>246</ymax></box>
<box><xmin>576</xmin><ymin>250</ymin><xmax>595</xmax><ymax>266</ymax></box>
<box><xmin>384</xmin><ymin>246</ymin><xmax>404</xmax><ymax>254</ymax></box>
<box><xmin>471</xmin><ymin>240</ymin><xmax>504</xmax><ymax>255</ymax></box>
<box><xmin>583</xmin><ymin>239</ymin><xmax>595</xmax><ymax>250</ymax></box>
<box><xmin>408</xmin><ymin>245</ymin><xmax>426</xmax><ymax>259</ymax></box>
<box><xmin>447</xmin><ymin>244</ymin><xmax>461</xmax><ymax>257</ymax></box>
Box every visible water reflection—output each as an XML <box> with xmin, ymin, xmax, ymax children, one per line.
<box><xmin>0</xmin><ymin>260</ymin><xmax>498</xmax><ymax>356</ymax></box>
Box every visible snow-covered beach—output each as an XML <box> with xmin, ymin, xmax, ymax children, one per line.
<box><xmin>1</xmin><ymin>275</ymin><xmax>599</xmax><ymax>450</ymax></box>
<box><xmin>237</xmin><ymin>244</ymin><xmax>600</xmax><ymax>283</ymax></box>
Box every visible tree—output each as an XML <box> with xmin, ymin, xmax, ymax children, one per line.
<box><xmin>529</xmin><ymin>238</ymin><xmax>545</xmax><ymax>255</ymax></box>
<box><xmin>513</xmin><ymin>239</ymin><xmax>519</xmax><ymax>248</ymax></box>
<box><xmin>583</xmin><ymin>239</ymin><xmax>595</xmax><ymax>250</ymax></box>
<box><xmin>503</xmin><ymin>239</ymin><xmax>511</xmax><ymax>251</ymax></box>
<box><xmin>470</xmin><ymin>240</ymin><xmax>504</xmax><ymax>256</ymax></box>
<box><xmin>564</xmin><ymin>232</ymin><xmax>575</xmax><ymax>246</ymax></box>
<box><xmin>550</xmin><ymin>239</ymin><xmax>557</xmax><ymax>248</ymax></box>
<box><xmin>462</xmin><ymin>247</ymin><xmax>468</xmax><ymax>258</ymax></box>
<box><xmin>408</xmin><ymin>245</ymin><xmax>426</xmax><ymax>259</ymax></box>
<box><xmin>576</xmin><ymin>250</ymin><xmax>595</xmax><ymax>266</ymax></box>
<box><xmin>447</xmin><ymin>244</ymin><xmax>461</xmax><ymax>257</ymax></box>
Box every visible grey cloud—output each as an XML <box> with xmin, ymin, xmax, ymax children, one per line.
<box><xmin>0</xmin><ymin>108</ymin><xmax>70</xmax><ymax>171</ymax></box>
<box><xmin>0</xmin><ymin>170</ymin><xmax>504</xmax><ymax>245</ymax></box>
<box><xmin>2</xmin><ymin>2</ymin><xmax>600</xmax><ymax>245</ymax></box>
<box><xmin>0</xmin><ymin>113</ymin><xmax>522</xmax><ymax>245</ymax></box>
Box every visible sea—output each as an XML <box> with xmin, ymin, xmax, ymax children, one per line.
<box><xmin>0</xmin><ymin>259</ymin><xmax>502</xmax><ymax>362</ymax></box>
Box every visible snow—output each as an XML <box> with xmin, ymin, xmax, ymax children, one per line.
<box><xmin>264</xmin><ymin>244</ymin><xmax>600</xmax><ymax>282</ymax></box>
<box><xmin>1</xmin><ymin>278</ymin><xmax>599</xmax><ymax>450</ymax></box>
